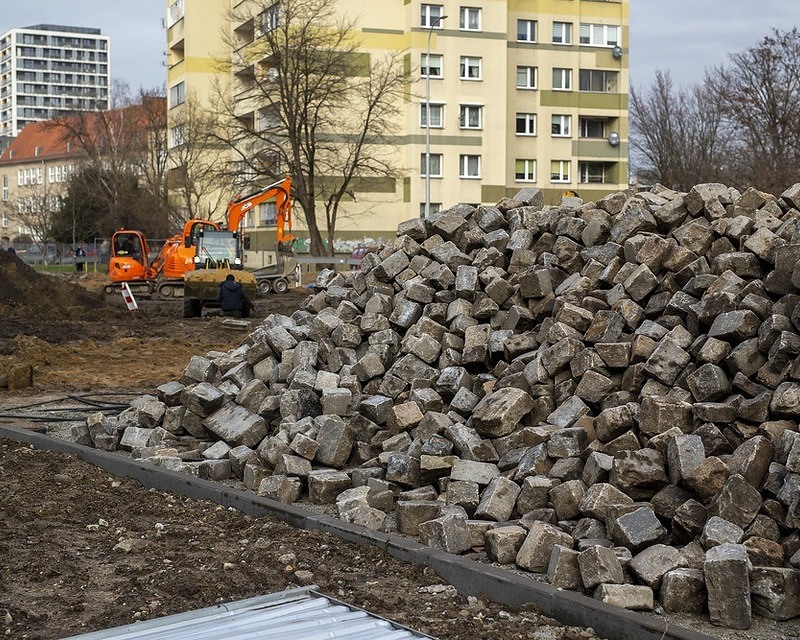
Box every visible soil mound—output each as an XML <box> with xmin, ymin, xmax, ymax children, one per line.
<box><xmin>0</xmin><ymin>251</ymin><xmax>110</xmax><ymax>321</ymax></box>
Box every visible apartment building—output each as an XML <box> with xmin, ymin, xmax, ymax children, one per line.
<box><xmin>0</xmin><ymin>121</ymin><xmax>81</xmax><ymax>242</ymax></box>
<box><xmin>0</xmin><ymin>24</ymin><xmax>110</xmax><ymax>137</ymax></box>
<box><xmin>166</xmin><ymin>0</ymin><xmax>629</xmax><ymax>248</ymax></box>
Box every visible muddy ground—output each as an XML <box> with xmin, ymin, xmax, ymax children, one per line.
<box><xmin>0</xmin><ymin>253</ymin><xmax>598</xmax><ymax>639</ymax></box>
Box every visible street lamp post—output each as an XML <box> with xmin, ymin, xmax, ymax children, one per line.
<box><xmin>424</xmin><ymin>14</ymin><xmax>446</xmax><ymax>219</ymax></box>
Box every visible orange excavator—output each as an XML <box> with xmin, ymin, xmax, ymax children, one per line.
<box><xmin>105</xmin><ymin>176</ymin><xmax>296</xmax><ymax>310</ymax></box>
<box><xmin>105</xmin><ymin>219</ymin><xmax>221</xmax><ymax>297</ymax></box>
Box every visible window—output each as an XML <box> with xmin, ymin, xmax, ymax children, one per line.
<box><xmin>579</xmin><ymin>23</ymin><xmax>620</xmax><ymax>47</ymax></box>
<box><xmin>460</xmin><ymin>56</ymin><xmax>482</xmax><ymax>80</ymax></box>
<box><xmin>420</xmin><ymin>102</ymin><xmax>444</xmax><ymax>128</ymax></box>
<box><xmin>459</xmin><ymin>154</ymin><xmax>480</xmax><ymax>178</ymax></box>
<box><xmin>169</xmin><ymin>81</ymin><xmax>185</xmax><ymax>107</ymax></box>
<box><xmin>420</xmin><ymin>203</ymin><xmax>442</xmax><ymax>217</ymax></box>
<box><xmin>517</xmin><ymin>19</ymin><xmax>537</xmax><ymax>42</ymax></box>
<box><xmin>1</xmin><ymin>175</ymin><xmax>6</xmax><ymax>202</ymax></box>
<box><xmin>421</xmin><ymin>4</ymin><xmax>445</xmax><ymax>28</ymax></box>
<box><xmin>170</xmin><ymin>124</ymin><xmax>185</xmax><ymax>148</ymax></box>
<box><xmin>516</xmin><ymin>66</ymin><xmax>537</xmax><ymax>89</ymax></box>
<box><xmin>551</xmin><ymin>114</ymin><xmax>571</xmax><ymax>137</ymax></box>
<box><xmin>17</xmin><ymin>167</ymin><xmax>43</xmax><ymax>186</ymax></box>
<box><xmin>515</xmin><ymin>159</ymin><xmax>537</xmax><ymax>182</ymax></box>
<box><xmin>579</xmin><ymin>162</ymin><xmax>608</xmax><ymax>184</ymax></box>
<box><xmin>579</xmin><ymin>69</ymin><xmax>618</xmax><ymax>92</ymax></box>
<box><xmin>516</xmin><ymin>113</ymin><xmax>537</xmax><ymax>135</ymax></box>
<box><xmin>262</xmin><ymin>3</ymin><xmax>280</xmax><ymax>33</ymax></box>
<box><xmin>552</xmin><ymin>68</ymin><xmax>572</xmax><ymax>90</ymax></box>
<box><xmin>420</xmin><ymin>153</ymin><xmax>443</xmax><ymax>177</ymax></box>
<box><xmin>1</xmin><ymin>212</ymin><xmax>7</xmax><ymax>227</ymax></box>
<box><xmin>259</xmin><ymin>201</ymin><xmax>277</xmax><ymax>226</ymax></box>
<box><xmin>552</xmin><ymin>22</ymin><xmax>572</xmax><ymax>44</ymax></box>
<box><xmin>421</xmin><ymin>53</ymin><xmax>443</xmax><ymax>78</ymax></box>
<box><xmin>580</xmin><ymin>117</ymin><xmax>606</xmax><ymax>138</ymax></box>
<box><xmin>459</xmin><ymin>104</ymin><xmax>482</xmax><ymax>129</ymax></box>
<box><xmin>551</xmin><ymin>160</ymin><xmax>571</xmax><ymax>183</ymax></box>
<box><xmin>460</xmin><ymin>7</ymin><xmax>481</xmax><ymax>31</ymax></box>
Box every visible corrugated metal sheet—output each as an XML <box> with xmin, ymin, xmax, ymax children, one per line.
<box><xmin>63</xmin><ymin>586</ymin><xmax>435</xmax><ymax>640</ymax></box>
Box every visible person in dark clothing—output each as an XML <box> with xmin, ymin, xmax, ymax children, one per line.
<box><xmin>75</xmin><ymin>246</ymin><xmax>86</xmax><ymax>272</ymax></box>
<box><xmin>217</xmin><ymin>274</ymin><xmax>255</xmax><ymax>318</ymax></box>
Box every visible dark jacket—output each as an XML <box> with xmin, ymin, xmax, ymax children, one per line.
<box><xmin>217</xmin><ymin>279</ymin><xmax>254</xmax><ymax>312</ymax></box>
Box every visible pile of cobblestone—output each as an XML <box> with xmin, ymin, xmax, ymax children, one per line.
<box><xmin>76</xmin><ymin>182</ymin><xmax>800</xmax><ymax>630</ymax></box>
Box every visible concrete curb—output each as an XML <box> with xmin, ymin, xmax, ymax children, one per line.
<box><xmin>0</xmin><ymin>425</ymin><xmax>716</xmax><ymax>640</ymax></box>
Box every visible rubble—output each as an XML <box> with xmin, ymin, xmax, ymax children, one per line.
<box><xmin>79</xmin><ymin>182</ymin><xmax>800</xmax><ymax>629</ymax></box>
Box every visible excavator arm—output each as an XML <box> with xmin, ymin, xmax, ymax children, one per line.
<box><xmin>226</xmin><ymin>176</ymin><xmax>295</xmax><ymax>252</ymax></box>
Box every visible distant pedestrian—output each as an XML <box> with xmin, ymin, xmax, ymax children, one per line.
<box><xmin>75</xmin><ymin>246</ymin><xmax>86</xmax><ymax>272</ymax></box>
<box><xmin>217</xmin><ymin>274</ymin><xmax>255</xmax><ymax>319</ymax></box>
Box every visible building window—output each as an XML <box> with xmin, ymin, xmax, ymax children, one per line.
<box><xmin>262</xmin><ymin>3</ymin><xmax>280</xmax><ymax>33</ymax></box>
<box><xmin>1</xmin><ymin>212</ymin><xmax>7</xmax><ymax>227</ymax></box>
<box><xmin>579</xmin><ymin>23</ymin><xmax>620</xmax><ymax>47</ymax></box>
<box><xmin>420</xmin><ymin>102</ymin><xmax>444</xmax><ymax>128</ymax></box>
<box><xmin>459</xmin><ymin>104</ymin><xmax>482</xmax><ymax>129</ymax></box>
<box><xmin>460</xmin><ymin>56</ymin><xmax>482</xmax><ymax>80</ymax></box>
<box><xmin>421</xmin><ymin>53</ymin><xmax>443</xmax><ymax>78</ymax></box>
<box><xmin>515</xmin><ymin>159</ymin><xmax>537</xmax><ymax>182</ymax></box>
<box><xmin>553</xmin><ymin>22</ymin><xmax>572</xmax><ymax>45</ymax></box>
<box><xmin>579</xmin><ymin>69</ymin><xmax>618</xmax><ymax>92</ymax></box>
<box><xmin>579</xmin><ymin>162</ymin><xmax>608</xmax><ymax>184</ymax></box>
<box><xmin>420</xmin><ymin>202</ymin><xmax>442</xmax><ymax>217</ymax></box>
<box><xmin>551</xmin><ymin>114</ymin><xmax>572</xmax><ymax>137</ymax></box>
<box><xmin>1</xmin><ymin>175</ymin><xmax>7</xmax><ymax>202</ymax></box>
<box><xmin>516</xmin><ymin>113</ymin><xmax>537</xmax><ymax>136</ymax></box>
<box><xmin>421</xmin><ymin>4</ymin><xmax>445</xmax><ymax>28</ymax></box>
<box><xmin>516</xmin><ymin>66</ymin><xmax>537</xmax><ymax>89</ymax></box>
<box><xmin>517</xmin><ymin>19</ymin><xmax>537</xmax><ymax>42</ymax></box>
<box><xmin>170</xmin><ymin>124</ymin><xmax>185</xmax><ymax>148</ymax></box>
<box><xmin>551</xmin><ymin>160</ymin><xmax>571</xmax><ymax>183</ymax></box>
<box><xmin>420</xmin><ymin>153</ymin><xmax>443</xmax><ymax>177</ymax></box>
<box><xmin>580</xmin><ymin>117</ymin><xmax>607</xmax><ymax>138</ymax></box>
<box><xmin>460</xmin><ymin>7</ymin><xmax>481</xmax><ymax>31</ymax></box>
<box><xmin>169</xmin><ymin>81</ymin><xmax>185</xmax><ymax>107</ymax></box>
<box><xmin>552</xmin><ymin>68</ymin><xmax>572</xmax><ymax>90</ymax></box>
<box><xmin>258</xmin><ymin>201</ymin><xmax>277</xmax><ymax>226</ymax></box>
<box><xmin>459</xmin><ymin>154</ymin><xmax>480</xmax><ymax>178</ymax></box>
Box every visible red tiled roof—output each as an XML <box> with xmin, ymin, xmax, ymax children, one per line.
<box><xmin>0</xmin><ymin>120</ymin><xmax>83</xmax><ymax>164</ymax></box>
<box><xmin>0</xmin><ymin>98</ymin><xmax>166</xmax><ymax>166</ymax></box>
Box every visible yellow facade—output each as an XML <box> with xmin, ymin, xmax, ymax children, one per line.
<box><xmin>166</xmin><ymin>0</ymin><xmax>629</xmax><ymax>248</ymax></box>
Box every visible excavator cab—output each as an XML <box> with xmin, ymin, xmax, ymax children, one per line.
<box><xmin>108</xmin><ymin>230</ymin><xmax>150</xmax><ymax>283</ymax></box>
<box><xmin>193</xmin><ymin>228</ymin><xmax>243</xmax><ymax>270</ymax></box>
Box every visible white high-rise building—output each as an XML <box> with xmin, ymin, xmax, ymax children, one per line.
<box><xmin>0</xmin><ymin>24</ymin><xmax>110</xmax><ymax>137</ymax></box>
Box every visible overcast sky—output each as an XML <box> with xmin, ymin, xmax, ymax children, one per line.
<box><xmin>629</xmin><ymin>0</ymin><xmax>797</xmax><ymax>89</ymax></box>
<box><xmin>2</xmin><ymin>1</ymin><xmax>798</xmax><ymax>94</ymax></box>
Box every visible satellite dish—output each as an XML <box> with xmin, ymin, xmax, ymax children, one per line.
<box><xmin>612</xmin><ymin>45</ymin><xmax>623</xmax><ymax>59</ymax></box>
<box><xmin>608</xmin><ymin>132</ymin><xmax>620</xmax><ymax>147</ymax></box>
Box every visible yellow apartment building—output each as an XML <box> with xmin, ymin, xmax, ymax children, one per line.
<box><xmin>165</xmin><ymin>0</ymin><xmax>629</xmax><ymax>252</ymax></box>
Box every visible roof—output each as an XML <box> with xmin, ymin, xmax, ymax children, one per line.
<box><xmin>0</xmin><ymin>121</ymin><xmax>81</xmax><ymax>165</ymax></box>
<box><xmin>0</xmin><ymin>99</ymin><xmax>166</xmax><ymax>167</ymax></box>
<box><xmin>61</xmin><ymin>586</ymin><xmax>435</xmax><ymax>640</ymax></box>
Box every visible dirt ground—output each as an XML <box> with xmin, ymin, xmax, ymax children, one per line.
<box><xmin>0</xmin><ymin>252</ymin><xmax>598</xmax><ymax>640</ymax></box>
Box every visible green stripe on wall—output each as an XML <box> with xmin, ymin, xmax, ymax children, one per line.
<box><xmin>540</xmin><ymin>90</ymin><xmax>628</xmax><ymax>110</ymax></box>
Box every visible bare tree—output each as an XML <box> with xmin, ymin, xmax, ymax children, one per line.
<box><xmin>167</xmin><ymin>97</ymin><xmax>231</xmax><ymax>220</ymax></box>
<box><xmin>47</xmin><ymin>94</ymin><xmax>174</xmax><ymax>233</ymax></box>
<box><xmin>709</xmin><ymin>28</ymin><xmax>800</xmax><ymax>195</ymax></box>
<box><xmin>630</xmin><ymin>70</ymin><xmax>732</xmax><ymax>191</ymax></box>
<box><xmin>220</xmin><ymin>0</ymin><xmax>409</xmax><ymax>255</ymax></box>
<box><xmin>2</xmin><ymin>175</ymin><xmax>63</xmax><ymax>249</ymax></box>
